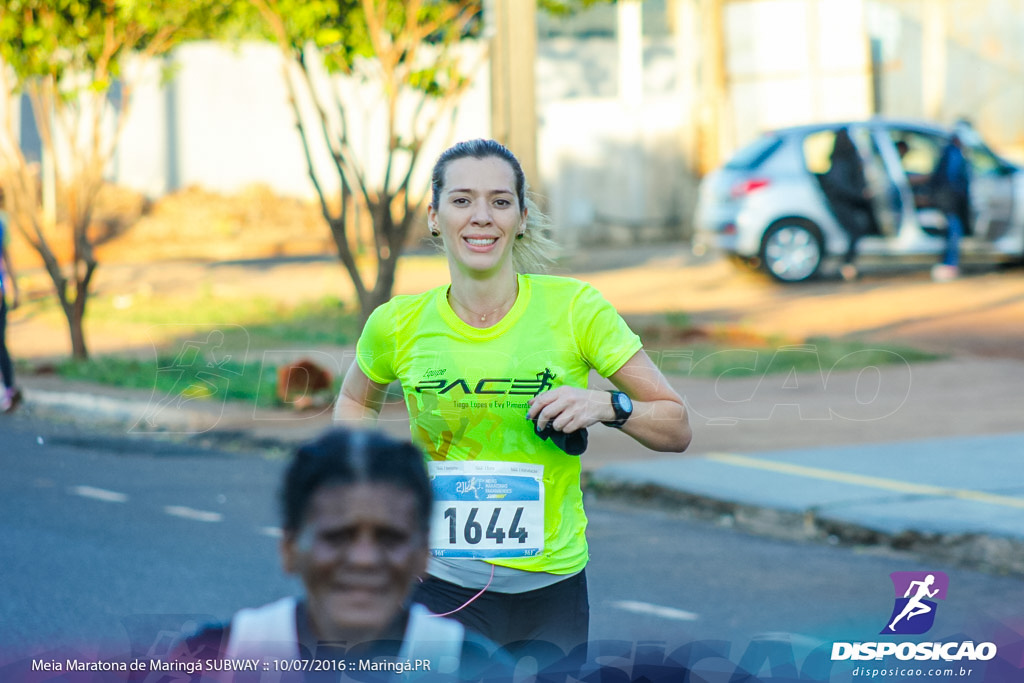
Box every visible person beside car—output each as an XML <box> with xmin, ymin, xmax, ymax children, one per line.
<box><xmin>818</xmin><ymin>128</ymin><xmax>877</xmax><ymax>281</ymax></box>
<box><xmin>927</xmin><ymin>131</ymin><xmax>971</xmax><ymax>281</ymax></box>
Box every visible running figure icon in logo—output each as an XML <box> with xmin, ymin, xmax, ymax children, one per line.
<box><xmin>882</xmin><ymin>571</ymin><xmax>949</xmax><ymax>635</ymax></box>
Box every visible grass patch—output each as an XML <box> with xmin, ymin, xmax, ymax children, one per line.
<box><xmin>53</xmin><ymin>354</ymin><xmax>283</xmax><ymax>407</ymax></box>
<box><xmin>29</xmin><ymin>302</ymin><xmax>942</xmax><ymax>408</ymax></box>
<box><xmin>651</xmin><ymin>335</ymin><xmax>942</xmax><ymax>378</ymax></box>
<box><xmin>82</xmin><ymin>290</ymin><xmax>362</xmax><ymax>349</ymax></box>
<box><xmin>32</xmin><ymin>293</ymin><xmax>361</xmax><ymax>408</ymax></box>
<box><xmin>47</xmin><ymin>349</ymin><xmax>345</xmax><ymax>409</ymax></box>
<box><xmin>40</xmin><ymin>333</ymin><xmax>941</xmax><ymax>408</ymax></box>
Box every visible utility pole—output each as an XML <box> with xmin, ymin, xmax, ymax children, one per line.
<box><xmin>698</xmin><ymin>0</ymin><xmax>727</xmax><ymax>175</ymax></box>
<box><xmin>618</xmin><ymin>0</ymin><xmax>645</xmax><ymax>230</ymax></box>
<box><xmin>671</xmin><ymin>0</ymin><xmax>701</xmax><ymax>240</ymax></box>
<box><xmin>488</xmin><ymin>0</ymin><xmax>539</xmax><ymax>192</ymax></box>
<box><xmin>618</xmin><ymin>0</ymin><xmax>643</xmax><ymax>109</ymax></box>
<box><xmin>921</xmin><ymin>0</ymin><xmax>948</xmax><ymax>120</ymax></box>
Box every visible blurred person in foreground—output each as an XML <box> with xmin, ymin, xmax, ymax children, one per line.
<box><xmin>170</xmin><ymin>428</ymin><xmax>511</xmax><ymax>681</ymax></box>
<box><xmin>334</xmin><ymin>138</ymin><xmax>691</xmax><ymax>655</ymax></box>
<box><xmin>928</xmin><ymin>127</ymin><xmax>972</xmax><ymax>281</ymax></box>
<box><xmin>0</xmin><ymin>189</ymin><xmax>22</xmax><ymax>413</ymax></box>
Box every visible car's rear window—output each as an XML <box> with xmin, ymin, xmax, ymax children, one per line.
<box><xmin>724</xmin><ymin>135</ymin><xmax>783</xmax><ymax>170</ymax></box>
<box><xmin>803</xmin><ymin>129</ymin><xmax>840</xmax><ymax>174</ymax></box>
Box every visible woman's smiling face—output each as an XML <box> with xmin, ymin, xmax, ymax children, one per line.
<box><xmin>429</xmin><ymin>155</ymin><xmax>526</xmax><ymax>276</ymax></box>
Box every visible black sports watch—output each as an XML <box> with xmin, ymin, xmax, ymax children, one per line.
<box><xmin>603</xmin><ymin>390</ymin><xmax>633</xmax><ymax>429</ymax></box>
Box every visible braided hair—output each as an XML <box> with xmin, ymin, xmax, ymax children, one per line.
<box><xmin>280</xmin><ymin>428</ymin><xmax>432</xmax><ymax>534</ymax></box>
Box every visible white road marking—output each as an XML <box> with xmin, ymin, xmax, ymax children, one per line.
<box><xmin>70</xmin><ymin>486</ymin><xmax>129</xmax><ymax>503</ymax></box>
<box><xmin>610</xmin><ymin>600</ymin><xmax>699</xmax><ymax>622</ymax></box>
<box><xmin>259</xmin><ymin>526</ymin><xmax>283</xmax><ymax>539</ymax></box>
<box><xmin>164</xmin><ymin>506</ymin><xmax>223</xmax><ymax>523</ymax></box>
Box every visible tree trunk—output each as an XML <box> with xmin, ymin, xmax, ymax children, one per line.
<box><xmin>361</xmin><ymin>251</ymin><xmax>399</xmax><ymax>324</ymax></box>
<box><xmin>55</xmin><ymin>277</ymin><xmax>93</xmax><ymax>361</ymax></box>
<box><xmin>46</xmin><ymin>257</ymin><xmax>96</xmax><ymax>361</ymax></box>
<box><xmin>67</xmin><ymin>308</ymin><xmax>90</xmax><ymax>360</ymax></box>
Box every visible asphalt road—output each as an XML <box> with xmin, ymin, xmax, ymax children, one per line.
<box><xmin>3</xmin><ymin>415</ymin><xmax>1024</xmax><ymax>680</ymax></box>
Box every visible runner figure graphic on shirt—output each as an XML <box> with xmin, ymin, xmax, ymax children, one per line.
<box><xmin>534</xmin><ymin>368</ymin><xmax>556</xmax><ymax>395</ymax></box>
<box><xmin>888</xmin><ymin>574</ymin><xmax>939</xmax><ymax>631</ymax></box>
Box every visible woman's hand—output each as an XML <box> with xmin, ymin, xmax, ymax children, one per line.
<box><xmin>527</xmin><ymin>351</ymin><xmax>692</xmax><ymax>453</ymax></box>
<box><xmin>527</xmin><ymin>387</ymin><xmax>612</xmax><ymax>434</ymax></box>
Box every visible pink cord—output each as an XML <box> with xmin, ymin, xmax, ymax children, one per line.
<box><xmin>427</xmin><ymin>564</ymin><xmax>495</xmax><ymax>618</ymax></box>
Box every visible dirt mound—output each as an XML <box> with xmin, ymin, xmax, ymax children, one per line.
<box><xmin>6</xmin><ymin>184</ymin><xmax>339</xmax><ymax>269</ymax></box>
<box><xmin>95</xmin><ymin>185</ymin><xmax>335</xmax><ymax>263</ymax></box>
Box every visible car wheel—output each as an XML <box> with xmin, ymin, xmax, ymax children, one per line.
<box><xmin>759</xmin><ymin>221</ymin><xmax>824</xmax><ymax>283</ymax></box>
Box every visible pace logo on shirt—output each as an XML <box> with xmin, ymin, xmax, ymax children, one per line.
<box><xmin>414</xmin><ymin>368</ymin><xmax>556</xmax><ymax>397</ymax></box>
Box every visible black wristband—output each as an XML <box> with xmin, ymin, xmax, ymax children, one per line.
<box><xmin>602</xmin><ymin>390</ymin><xmax>633</xmax><ymax>429</ymax></box>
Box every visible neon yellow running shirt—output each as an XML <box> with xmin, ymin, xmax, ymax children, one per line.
<box><xmin>356</xmin><ymin>274</ymin><xmax>642</xmax><ymax>574</ymax></box>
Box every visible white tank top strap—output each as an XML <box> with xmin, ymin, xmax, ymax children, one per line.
<box><xmin>224</xmin><ymin>598</ymin><xmax>464</xmax><ymax>675</ymax></box>
<box><xmin>225</xmin><ymin>596</ymin><xmax>300</xmax><ymax>661</ymax></box>
<box><xmin>399</xmin><ymin>603</ymin><xmax>465</xmax><ymax>676</ymax></box>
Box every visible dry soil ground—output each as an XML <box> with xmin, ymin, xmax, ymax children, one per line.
<box><xmin>9</xmin><ymin>245</ymin><xmax>1024</xmax><ymax>364</ymax></box>
<box><xmin>7</xmin><ymin>196</ymin><xmax>1024</xmax><ymax>468</ymax></box>
<box><xmin>7</xmin><ymin>186</ymin><xmax>1024</xmax><ymax>361</ymax></box>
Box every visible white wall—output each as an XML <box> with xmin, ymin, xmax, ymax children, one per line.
<box><xmin>15</xmin><ymin>1</ymin><xmax>1022</xmax><ymax>249</ymax></box>
<box><xmin>113</xmin><ymin>37</ymin><xmax>696</xmax><ymax>247</ymax></box>
<box><xmin>724</xmin><ymin>0</ymin><xmax>872</xmax><ymax>150</ymax></box>
<box><xmin>868</xmin><ymin>0</ymin><xmax>1024</xmax><ymax>161</ymax></box>
<box><xmin>115</xmin><ymin>41</ymin><xmax>493</xmax><ymax>203</ymax></box>
<box><xmin>536</xmin><ymin>37</ymin><xmax>697</xmax><ymax>246</ymax></box>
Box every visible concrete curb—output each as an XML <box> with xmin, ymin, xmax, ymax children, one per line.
<box><xmin>584</xmin><ymin>472</ymin><xmax>1024</xmax><ymax>577</ymax></box>
<box><xmin>24</xmin><ymin>388</ymin><xmax>226</xmax><ymax>433</ymax></box>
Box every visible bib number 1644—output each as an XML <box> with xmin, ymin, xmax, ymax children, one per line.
<box><xmin>444</xmin><ymin>506</ymin><xmax>528</xmax><ymax>545</ymax></box>
<box><xmin>428</xmin><ymin>461</ymin><xmax>544</xmax><ymax>559</ymax></box>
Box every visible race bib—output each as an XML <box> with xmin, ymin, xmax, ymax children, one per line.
<box><xmin>428</xmin><ymin>461</ymin><xmax>544</xmax><ymax>559</ymax></box>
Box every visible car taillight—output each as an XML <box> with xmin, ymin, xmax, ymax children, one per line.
<box><xmin>730</xmin><ymin>178</ymin><xmax>770</xmax><ymax>198</ymax></box>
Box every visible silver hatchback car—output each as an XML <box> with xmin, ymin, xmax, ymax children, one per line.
<box><xmin>694</xmin><ymin>118</ymin><xmax>1024</xmax><ymax>281</ymax></box>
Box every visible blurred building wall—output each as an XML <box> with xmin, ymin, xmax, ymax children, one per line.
<box><xmin>538</xmin><ymin>0</ymin><xmax>875</xmax><ymax>247</ymax></box>
<box><xmin>537</xmin><ymin>37</ymin><xmax>695</xmax><ymax>247</ymax></box>
<box><xmin>868</xmin><ymin>0</ymin><xmax>1024</xmax><ymax>161</ymax></box>
<box><xmin>114</xmin><ymin>41</ymin><xmax>493</xmax><ymax>202</ymax></box>
<box><xmin>7</xmin><ymin>0</ymin><xmax>1024</xmax><ymax>249</ymax></box>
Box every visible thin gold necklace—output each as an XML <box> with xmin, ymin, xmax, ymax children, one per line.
<box><xmin>447</xmin><ymin>282</ymin><xmax>518</xmax><ymax>324</ymax></box>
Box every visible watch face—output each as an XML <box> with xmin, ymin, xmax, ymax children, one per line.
<box><xmin>616</xmin><ymin>392</ymin><xmax>633</xmax><ymax>415</ymax></box>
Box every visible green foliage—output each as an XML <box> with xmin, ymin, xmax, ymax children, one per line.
<box><xmin>27</xmin><ymin>307</ymin><xmax>942</xmax><ymax>408</ymax></box>
<box><xmin>249</xmin><ymin>0</ymin><xmax>363</xmax><ymax>67</ymax></box>
<box><xmin>538</xmin><ymin>0</ymin><xmax>615</xmax><ymax>17</ymax></box>
<box><xmin>249</xmin><ymin>0</ymin><xmax>485</xmax><ymax>318</ymax></box>
<box><xmin>0</xmin><ymin>0</ymin><xmax>247</xmax><ymax>94</ymax></box>
<box><xmin>255</xmin><ymin>0</ymin><xmax>480</xmax><ymax>87</ymax></box>
<box><xmin>53</xmin><ymin>353</ymin><xmax>284</xmax><ymax>407</ymax></box>
<box><xmin>654</xmin><ymin>337</ymin><xmax>941</xmax><ymax>379</ymax></box>
<box><xmin>82</xmin><ymin>291</ymin><xmax>362</xmax><ymax>348</ymax></box>
<box><xmin>38</xmin><ymin>293</ymin><xmax>360</xmax><ymax>407</ymax></box>
<box><xmin>0</xmin><ymin>0</ymin><xmax>252</xmax><ymax>359</ymax></box>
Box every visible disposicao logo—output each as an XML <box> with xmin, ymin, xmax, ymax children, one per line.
<box><xmin>830</xmin><ymin>570</ymin><xmax>998</xmax><ymax>663</ymax></box>
<box><xmin>881</xmin><ymin>571</ymin><xmax>948</xmax><ymax>635</ymax></box>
